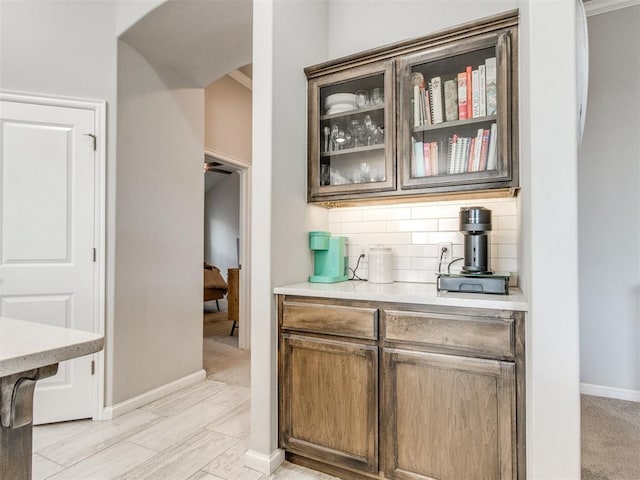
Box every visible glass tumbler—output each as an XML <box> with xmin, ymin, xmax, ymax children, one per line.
<box><xmin>370</xmin><ymin>88</ymin><xmax>384</xmax><ymax>105</ymax></box>
<box><xmin>355</xmin><ymin>90</ymin><xmax>368</xmax><ymax>109</ymax></box>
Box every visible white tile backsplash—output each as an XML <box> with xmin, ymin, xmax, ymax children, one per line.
<box><xmin>362</xmin><ymin>207</ymin><xmax>411</xmax><ymax>221</ymax></box>
<box><xmin>386</xmin><ymin>219</ymin><xmax>438</xmax><ymax>232</ymax></box>
<box><xmin>328</xmin><ymin>197</ymin><xmax>520</xmax><ymax>284</ymax></box>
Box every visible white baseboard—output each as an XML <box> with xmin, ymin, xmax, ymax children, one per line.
<box><xmin>100</xmin><ymin>369</ymin><xmax>206</xmax><ymax>420</ymax></box>
<box><xmin>244</xmin><ymin>448</ymin><xmax>285</xmax><ymax>474</ymax></box>
<box><xmin>581</xmin><ymin>382</ymin><xmax>640</xmax><ymax>402</ymax></box>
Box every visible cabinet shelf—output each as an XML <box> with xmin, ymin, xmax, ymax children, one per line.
<box><xmin>321</xmin><ymin>144</ymin><xmax>385</xmax><ymax>158</ymax></box>
<box><xmin>321</xmin><ymin>105</ymin><xmax>384</xmax><ymax>121</ymax></box>
<box><xmin>414</xmin><ymin>114</ymin><xmax>497</xmax><ymax>133</ymax></box>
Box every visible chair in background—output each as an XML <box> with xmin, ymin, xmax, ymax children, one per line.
<box><xmin>203</xmin><ymin>263</ymin><xmax>228</xmax><ymax>310</ymax></box>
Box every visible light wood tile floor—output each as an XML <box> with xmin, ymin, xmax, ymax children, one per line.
<box><xmin>32</xmin><ymin>318</ymin><xmax>337</xmax><ymax>480</ymax></box>
<box><xmin>32</xmin><ymin>309</ymin><xmax>639</xmax><ymax>480</ymax></box>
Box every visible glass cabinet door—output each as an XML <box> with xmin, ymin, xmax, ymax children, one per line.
<box><xmin>308</xmin><ymin>60</ymin><xmax>395</xmax><ymax>201</ymax></box>
<box><xmin>397</xmin><ymin>30</ymin><xmax>516</xmax><ymax>192</ymax></box>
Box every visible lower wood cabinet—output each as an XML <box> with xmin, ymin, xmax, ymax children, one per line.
<box><xmin>382</xmin><ymin>349</ymin><xmax>515</xmax><ymax>480</ymax></box>
<box><xmin>277</xmin><ymin>295</ymin><xmax>525</xmax><ymax>480</ymax></box>
<box><xmin>279</xmin><ymin>333</ymin><xmax>379</xmax><ymax>473</ymax></box>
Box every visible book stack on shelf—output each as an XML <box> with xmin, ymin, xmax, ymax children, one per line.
<box><xmin>411</xmin><ymin>137</ymin><xmax>442</xmax><ymax>177</ymax></box>
<box><xmin>410</xmin><ymin>54</ymin><xmax>499</xmax><ymax>178</ymax></box>
<box><xmin>411</xmin><ymin>124</ymin><xmax>497</xmax><ymax>177</ymax></box>
<box><xmin>411</xmin><ymin>56</ymin><xmax>497</xmax><ymax>128</ymax></box>
<box><xmin>447</xmin><ymin>123</ymin><xmax>498</xmax><ymax>174</ymax></box>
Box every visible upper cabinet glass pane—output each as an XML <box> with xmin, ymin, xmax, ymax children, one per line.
<box><xmin>305</xmin><ymin>12</ymin><xmax>518</xmax><ymax>205</ymax></box>
<box><xmin>397</xmin><ymin>31</ymin><xmax>514</xmax><ymax>191</ymax></box>
<box><xmin>320</xmin><ymin>74</ymin><xmax>387</xmax><ymax>186</ymax></box>
<box><xmin>408</xmin><ymin>47</ymin><xmax>499</xmax><ymax>177</ymax></box>
<box><xmin>307</xmin><ymin>60</ymin><xmax>396</xmax><ymax>202</ymax></box>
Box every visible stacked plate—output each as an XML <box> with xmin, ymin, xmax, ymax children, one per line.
<box><xmin>325</xmin><ymin>93</ymin><xmax>356</xmax><ymax>115</ymax></box>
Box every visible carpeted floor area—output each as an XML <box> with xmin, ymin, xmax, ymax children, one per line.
<box><xmin>581</xmin><ymin>394</ymin><xmax>640</xmax><ymax>479</ymax></box>
<box><xmin>203</xmin><ymin>300</ymin><xmax>250</xmax><ymax>388</ymax></box>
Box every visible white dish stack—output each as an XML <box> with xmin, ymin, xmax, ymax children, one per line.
<box><xmin>325</xmin><ymin>93</ymin><xmax>356</xmax><ymax>115</ymax></box>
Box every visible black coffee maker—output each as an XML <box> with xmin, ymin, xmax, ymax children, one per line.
<box><xmin>436</xmin><ymin>206</ymin><xmax>509</xmax><ymax>294</ymax></box>
<box><xmin>459</xmin><ymin>206</ymin><xmax>492</xmax><ymax>274</ymax></box>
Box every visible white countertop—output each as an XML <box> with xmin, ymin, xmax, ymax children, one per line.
<box><xmin>274</xmin><ymin>281</ymin><xmax>528</xmax><ymax>311</ymax></box>
<box><xmin>0</xmin><ymin>317</ymin><xmax>104</xmax><ymax>377</ymax></box>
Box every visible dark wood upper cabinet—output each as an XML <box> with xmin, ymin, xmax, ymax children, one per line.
<box><xmin>305</xmin><ymin>10</ymin><xmax>519</xmax><ymax>206</ymax></box>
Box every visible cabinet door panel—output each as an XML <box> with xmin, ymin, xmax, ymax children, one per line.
<box><xmin>383</xmin><ymin>348</ymin><xmax>515</xmax><ymax>480</ymax></box>
<box><xmin>397</xmin><ymin>29</ymin><xmax>516</xmax><ymax>193</ymax></box>
<box><xmin>307</xmin><ymin>59</ymin><xmax>396</xmax><ymax>202</ymax></box>
<box><xmin>280</xmin><ymin>334</ymin><xmax>378</xmax><ymax>472</ymax></box>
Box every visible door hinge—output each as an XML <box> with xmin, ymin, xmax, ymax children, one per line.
<box><xmin>91</xmin><ymin>360</ymin><xmax>95</xmax><ymax>375</ymax></box>
<box><xmin>92</xmin><ymin>248</ymin><xmax>96</xmax><ymax>262</ymax></box>
<box><xmin>84</xmin><ymin>133</ymin><xmax>97</xmax><ymax>151</ymax></box>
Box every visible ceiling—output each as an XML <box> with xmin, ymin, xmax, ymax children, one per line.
<box><xmin>204</xmin><ymin>155</ymin><xmax>237</xmax><ymax>192</ymax></box>
<box><xmin>119</xmin><ymin>0</ymin><xmax>252</xmax><ymax>87</ymax></box>
<box><xmin>120</xmin><ymin>0</ymin><xmax>251</xmax><ymax>192</ymax></box>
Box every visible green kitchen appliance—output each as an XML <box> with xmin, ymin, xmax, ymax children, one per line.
<box><xmin>309</xmin><ymin>231</ymin><xmax>348</xmax><ymax>283</ymax></box>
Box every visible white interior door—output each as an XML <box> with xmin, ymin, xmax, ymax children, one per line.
<box><xmin>0</xmin><ymin>98</ymin><xmax>97</xmax><ymax>424</ymax></box>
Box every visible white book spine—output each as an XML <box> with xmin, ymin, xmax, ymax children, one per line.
<box><xmin>413</xmin><ymin>85</ymin><xmax>420</xmax><ymax>127</ymax></box>
<box><xmin>473</xmin><ymin>128</ymin><xmax>484</xmax><ymax>172</ymax></box>
<box><xmin>485</xmin><ymin>57</ymin><xmax>497</xmax><ymax>116</ymax></box>
<box><xmin>456</xmin><ymin>137</ymin><xmax>467</xmax><ymax>174</ymax></box>
<box><xmin>471</xmin><ymin>69</ymin><xmax>480</xmax><ymax>118</ymax></box>
<box><xmin>478</xmin><ymin>65</ymin><xmax>486</xmax><ymax>117</ymax></box>
<box><xmin>463</xmin><ymin>137</ymin><xmax>472</xmax><ymax>173</ymax></box>
<box><xmin>429</xmin><ymin>76</ymin><xmax>444</xmax><ymax>124</ymax></box>
<box><xmin>448</xmin><ymin>137</ymin><xmax>456</xmax><ymax>174</ymax></box>
<box><xmin>487</xmin><ymin>123</ymin><xmax>498</xmax><ymax>170</ymax></box>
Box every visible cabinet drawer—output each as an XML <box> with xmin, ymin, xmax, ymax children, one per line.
<box><xmin>282</xmin><ymin>300</ymin><xmax>378</xmax><ymax>340</ymax></box>
<box><xmin>384</xmin><ymin>310</ymin><xmax>514</xmax><ymax>358</ymax></box>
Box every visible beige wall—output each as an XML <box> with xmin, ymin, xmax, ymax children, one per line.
<box><xmin>205</xmin><ymin>75</ymin><xmax>252</xmax><ymax>163</ymax></box>
<box><xmin>579</xmin><ymin>5</ymin><xmax>640</xmax><ymax>396</ymax></box>
<box><xmin>114</xmin><ymin>40</ymin><xmax>205</xmax><ymax>404</ymax></box>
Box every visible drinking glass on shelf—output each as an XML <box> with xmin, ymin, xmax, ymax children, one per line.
<box><xmin>360</xmin><ymin>162</ymin><xmax>371</xmax><ymax>183</ymax></box>
<box><xmin>370</xmin><ymin>88</ymin><xmax>384</xmax><ymax>105</ymax></box>
<box><xmin>330</xmin><ymin>124</ymin><xmax>340</xmax><ymax>150</ymax></box>
<box><xmin>350</xmin><ymin>119</ymin><xmax>366</xmax><ymax>148</ymax></box>
<box><xmin>355</xmin><ymin>90</ymin><xmax>368</xmax><ymax>109</ymax></box>
<box><xmin>333</xmin><ymin>126</ymin><xmax>352</xmax><ymax>150</ymax></box>
<box><xmin>323</xmin><ymin>126</ymin><xmax>331</xmax><ymax>152</ymax></box>
<box><xmin>321</xmin><ymin>164</ymin><xmax>330</xmax><ymax>186</ymax></box>
<box><xmin>366</xmin><ymin>121</ymin><xmax>383</xmax><ymax>145</ymax></box>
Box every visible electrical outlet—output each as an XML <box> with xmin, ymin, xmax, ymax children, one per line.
<box><xmin>437</xmin><ymin>242</ymin><xmax>453</xmax><ymax>263</ymax></box>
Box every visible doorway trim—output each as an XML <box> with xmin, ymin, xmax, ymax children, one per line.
<box><xmin>204</xmin><ymin>147</ymin><xmax>252</xmax><ymax>350</ymax></box>
<box><xmin>0</xmin><ymin>90</ymin><xmax>107</xmax><ymax>421</ymax></box>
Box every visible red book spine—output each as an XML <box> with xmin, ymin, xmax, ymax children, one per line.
<box><xmin>430</xmin><ymin>142</ymin><xmax>439</xmax><ymax>176</ymax></box>
<box><xmin>479</xmin><ymin>129</ymin><xmax>490</xmax><ymax>171</ymax></box>
<box><xmin>457</xmin><ymin>72</ymin><xmax>468</xmax><ymax>120</ymax></box>
<box><xmin>467</xmin><ymin>137</ymin><xmax>476</xmax><ymax>172</ymax></box>
<box><xmin>423</xmin><ymin>142</ymin><xmax>431</xmax><ymax>176</ymax></box>
<box><xmin>465</xmin><ymin>66</ymin><xmax>473</xmax><ymax>119</ymax></box>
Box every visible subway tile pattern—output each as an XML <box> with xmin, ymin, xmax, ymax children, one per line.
<box><xmin>328</xmin><ymin>197</ymin><xmax>519</xmax><ymax>284</ymax></box>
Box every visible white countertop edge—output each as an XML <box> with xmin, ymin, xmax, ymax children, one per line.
<box><xmin>0</xmin><ymin>317</ymin><xmax>105</xmax><ymax>378</ymax></box>
<box><xmin>274</xmin><ymin>281</ymin><xmax>528</xmax><ymax>311</ymax></box>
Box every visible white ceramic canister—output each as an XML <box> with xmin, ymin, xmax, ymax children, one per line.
<box><xmin>368</xmin><ymin>246</ymin><xmax>393</xmax><ymax>284</ymax></box>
